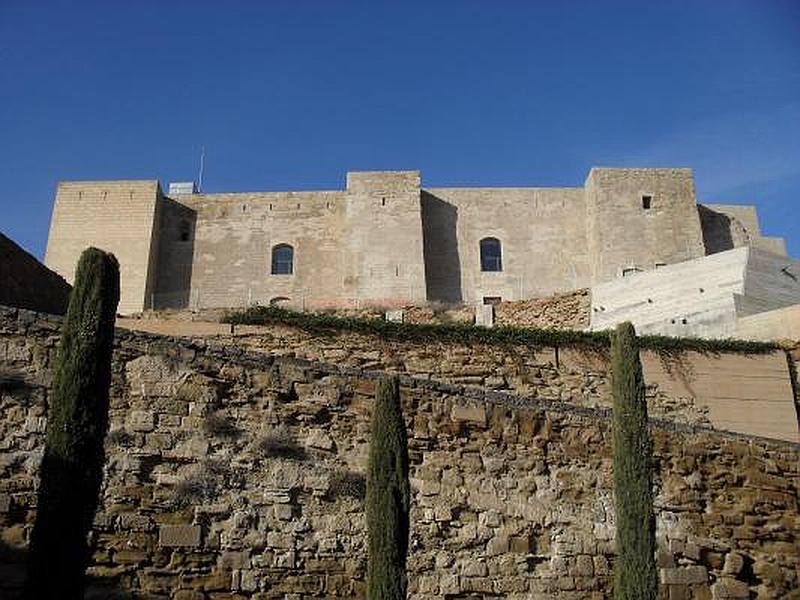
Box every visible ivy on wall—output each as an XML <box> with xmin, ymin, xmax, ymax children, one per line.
<box><xmin>223</xmin><ymin>305</ymin><xmax>777</xmax><ymax>355</ymax></box>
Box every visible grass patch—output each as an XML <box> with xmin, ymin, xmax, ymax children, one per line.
<box><xmin>172</xmin><ymin>460</ymin><xmax>228</xmax><ymax>508</ymax></box>
<box><xmin>202</xmin><ymin>411</ymin><xmax>241</xmax><ymax>439</ymax></box>
<box><xmin>253</xmin><ymin>425</ymin><xmax>306</xmax><ymax>460</ymax></box>
<box><xmin>327</xmin><ymin>469</ymin><xmax>366</xmax><ymax>502</ymax></box>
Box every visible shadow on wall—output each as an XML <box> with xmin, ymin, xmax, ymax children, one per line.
<box><xmin>0</xmin><ymin>233</ymin><xmax>71</xmax><ymax>315</ymax></box>
<box><xmin>698</xmin><ymin>205</ymin><xmax>736</xmax><ymax>255</ymax></box>
<box><xmin>421</xmin><ymin>192</ymin><xmax>462</xmax><ymax>303</ymax></box>
<box><xmin>0</xmin><ymin>540</ymin><xmax>136</xmax><ymax>600</ymax></box>
<box><xmin>153</xmin><ymin>198</ymin><xmax>197</xmax><ymax>309</ymax></box>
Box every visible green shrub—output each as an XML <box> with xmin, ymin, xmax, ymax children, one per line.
<box><xmin>611</xmin><ymin>322</ymin><xmax>657</xmax><ymax>600</ymax></box>
<box><xmin>24</xmin><ymin>248</ymin><xmax>120</xmax><ymax>600</ymax></box>
<box><xmin>222</xmin><ymin>304</ymin><xmax>776</xmax><ymax>355</ymax></box>
<box><xmin>366</xmin><ymin>377</ymin><xmax>410</xmax><ymax>600</ymax></box>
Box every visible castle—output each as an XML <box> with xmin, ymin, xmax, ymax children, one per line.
<box><xmin>44</xmin><ymin>167</ymin><xmax>797</xmax><ymax>336</ymax></box>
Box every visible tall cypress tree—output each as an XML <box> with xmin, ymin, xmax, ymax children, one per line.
<box><xmin>366</xmin><ymin>376</ymin><xmax>410</xmax><ymax>600</ymax></box>
<box><xmin>611</xmin><ymin>321</ymin><xmax>657</xmax><ymax>600</ymax></box>
<box><xmin>24</xmin><ymin>248</ymin><xmax>120</xmax><ymax>600</ymax></box>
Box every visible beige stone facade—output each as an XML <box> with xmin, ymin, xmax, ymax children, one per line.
<box><xmin>44</xmin><ymin>168</ymin><xmax>786</xmax><ymax>315</ymax></box>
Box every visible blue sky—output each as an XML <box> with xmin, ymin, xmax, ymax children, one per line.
<box><xmin>1</xmin><ymin>0</ymin><xmax>799</xmax><ymax>258</ymax></box>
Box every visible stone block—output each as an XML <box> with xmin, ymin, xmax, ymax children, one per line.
<box><xmin>509</xmin><ymin>534</ymin><xmax>534</xmax><ymax>554</ymax></box>
<box><xmin>487</xmin><ymin>534</ymin><xmax>509</xmax><ymax>555</ymax></box>
<box><xmin>305</xmin><ymin>429</ymin><xmax>335</xmax><ymax>451</ymax></box>
<box><xmin>661</xmin><ymin>565</ymin><xmax>708</xmax><ymax>585</ymax></box>
<box><xmin>475</xmin><ymin>304</ymin><xmax>495</xmax><ymax>327</ymax></box>
<box><xmin>158</xmin><ymin>524</ymin><xmax>202</xmax><ymax>547</ymax></box>
<box><xmin>462</xmin><ymin>576</ymin><xmax>493</xmax><ymax>593</ymax></box>
<box><xmin>722</xmin><ymin>551</ymin><xmax>744</xmax><ymax>576</ymax></box>
<box><xmin>127</xmin><ymin>410</ymin><xmax>155</xmax><ymax>432</ymax></box>
<box><xmin>274</xmin><ymin>504</ymin><xmax>293</xmax><ymax>520</ymax></box>
<box><xmin>593</xmin><ymin>555</ymin><xmax>609</xmax><ymax>575</ymax></box>
<box><xmin>439</xmin><ymin>574</ymin><xmax>460</xmax><ymax>595</ymax></box>
<box><xmin>574</xmin><ymin>554</ymin><xmax>594</xmax><ymax>577</ymax></box>
<box><xmin>266</xmin><ymin>531</ymin><xmax>294</xmax><ymax>549</ymax></box>
<box><xmin>711</xmin><ymin>578</ymin><xmax>749</xmax><ymax>599</ymax></box>
<box><xmin>385</xmin><ymin>309</ymin><xmax>404</xmax><ymax>323</ymax></box>
<box><xmin>461</xmin><ymin>561</ymin><xmax>488</xmax><ymax>577</ymax></box>
<box><xmin>450</xmin><ymin>403</ymin><xmax>487</xmax><ymax>426</ymax></box>
<box><xmin>117</xmin><ymin>512</ymin><xmax>154</xmax><ymax>531</ymax></box>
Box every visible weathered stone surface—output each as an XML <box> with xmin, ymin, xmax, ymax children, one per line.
<box><xmin>158</xmin><ymin>525</ymin><xmax>202</xmax><ymax>548</ymax></box>
<box><xmin>661</xmin><ymin>565</ymin><xmax>708</xmax><ymax>585</ymax></box>
<box><xmin>0</xmin><ymin>307</ymin><xmax>798</xmax><ymax>600</ymax></box>
<box><xmin>711</xmin><ymin>577</ymin><xmax>750</xmax><ymax>599</ymax></box>
<box><xmin>450</xmin><ymin>403</ymin><xmax>487</xmax><ymax>426</ymax></box>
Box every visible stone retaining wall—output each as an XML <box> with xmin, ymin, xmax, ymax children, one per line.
<box><xmin>119</xmin><ymin>314</ymin><xmax>799</xmax><ymax>441</ymax></box>
<box><xmin>0</xmin><ymin>307</ymin><xmax>798</xmax><ymax>599</ymax></box>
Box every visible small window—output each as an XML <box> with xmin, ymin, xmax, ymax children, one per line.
<box><xmin>655</xmin><ymin>262</ymin><xmax>666</xmax><ymax>268</ymax></box>
<box><xmin>483</xmin><ymin>296</ymin><xmax>502</xmax><ymax>306</ymax></box>
<box><xmin>271</xmin><ymin>244</ymin><xmax>294</xmax><ymax>275</ymax></box>
<box><xmin>622</xmin><ymin>267</ymin><xmax>642</xmax><ymax>277</ymax></box>
<box><xmin>178</xmin><ymin>220</ymin><xmax>191</xmax><ymax>242</ymax></box>
<box><xmin>480</xmin><ymin>237</ymin><xmax>502</xmax><ymax>272</ymax></box>
<box><xmin>642</xmin><ymin>195</ymin><xmax>653</xmax><ymax>210</ymax></box>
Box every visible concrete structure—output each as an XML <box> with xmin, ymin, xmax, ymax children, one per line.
<box><xmin>590</xmin><ymin>246</ymin><xmax>800</xmax><ymax>338</ymax></box>
<box><xmin>735</xmin><ymin>304</ymin><xmax>800</xmax><ymax>341</ymax></box>
<box><xmin>44</xmin><ymin>167</ymin><xmax>788</xmax><ymax>317</ymax></box>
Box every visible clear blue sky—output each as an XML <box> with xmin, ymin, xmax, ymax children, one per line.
<box><xmin>2</xmin><ymin>0</ymin><xmax>799</xmax><ymax>259</ymax></box>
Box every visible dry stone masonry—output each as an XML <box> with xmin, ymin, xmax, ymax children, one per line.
<box><xmin>0</xmin><ymin>306</ymin><xmax>798</xmax><ymax>599</ymax></box>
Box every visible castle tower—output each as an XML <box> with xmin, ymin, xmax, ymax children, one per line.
<box><xmin>585</xmin><ymin>168</ymin><xmax>706</xmax><ymax>284</ymax></box>
<box><xmin>44</xmin><ymin>181</ymin><xmax>162</xmax><ymax>314</ymax></box>
<box><xmin>343</xmin><ymin>171</ymin><xmax>427</xmax><ymax>306</ymax></box>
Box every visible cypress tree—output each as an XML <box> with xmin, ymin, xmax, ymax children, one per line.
<box><xmin>24</xmin><ymin>248</ymin><xmax>120</xmax><ymax>600</ymax></box>
<box><xmin>366</xmin><ymin>376</ymin><xmax>410</xmax><ymax>600</ymax></box>
<box><xmin>611</xmin><ymin>321</ymin><xmax>657</xmax><ymax>600</ymax></box>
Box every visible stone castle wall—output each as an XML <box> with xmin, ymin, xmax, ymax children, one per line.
<box><xmin>585</xmin><ymin>168</ymin><xmax>706</xmax><ymax>283</ymax></box>
<box><xmin>0</xmin><ymin>307</ymin><xmax>798</xmax><ymax>599</ymax></box>
<box><xmin>421</xmin><ymin>186</ymin><xmax>590</xmax><ymax>303</ymax></box>
<box><xmin>44</xmin><ymin>167</ymin><xmax>783</xmax><ymax>315</ymax></box>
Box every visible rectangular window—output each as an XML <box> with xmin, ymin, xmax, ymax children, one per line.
<box><xmin>483</xmin><ymin>296</ymin><xmax>502</xmax><ymax>305</ymax></box>
<box><xmin>642</xmin><ymin>195</ymin><xmax>653</xmax><ymax>209</ymax></box>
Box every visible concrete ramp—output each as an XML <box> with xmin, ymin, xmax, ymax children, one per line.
<box><xmin>590</xmin><ymin>247</ymin><xmax>800</xmax><ymax>339</ymax></box>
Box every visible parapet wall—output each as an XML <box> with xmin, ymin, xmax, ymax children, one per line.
<box><xmin>1</xmin><ymin>307</ymin><xmax>798</xmax><ymax>599</ymax></box>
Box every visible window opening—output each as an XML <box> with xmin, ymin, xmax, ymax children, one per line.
<box><xmin>271</xmin><ymin>244</ymin><xmax>294</xmax><ymax>275</ymax></box>
<box><xmin>480</xmin><ymin>237</ymin><xmax>503</xmax><ymax>272</ymax></box>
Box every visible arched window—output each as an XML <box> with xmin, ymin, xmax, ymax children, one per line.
<box><xmin>271</xmin><ymin>244</ymin><xmax>294</xmax><ymax>275</ymax></box>
<box><xmin>480</xmin><ymin>237</ymin><xmax>502</xmax><ymax>272</ymax></box>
